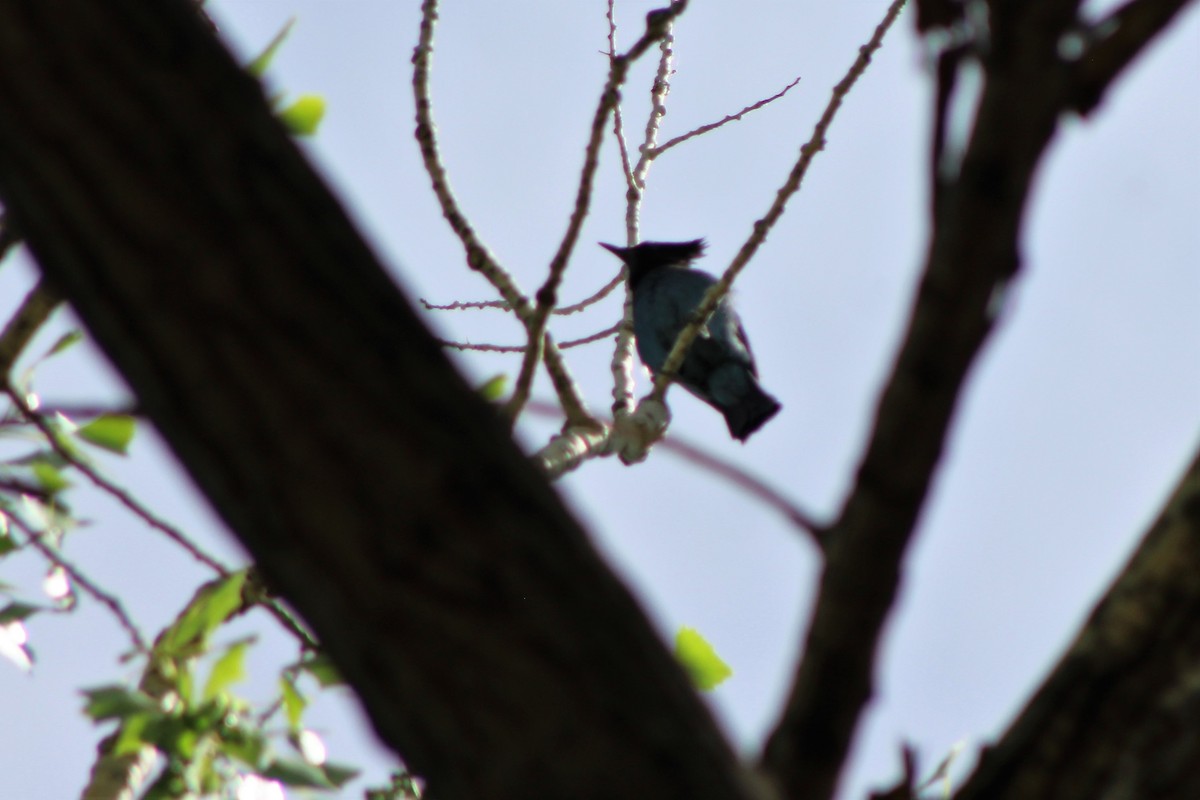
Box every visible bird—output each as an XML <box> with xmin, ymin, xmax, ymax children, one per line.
<box><xmin>600</xmin><ymin>239</ymin><xmax>781</xmax><ymax>441</ymax></box>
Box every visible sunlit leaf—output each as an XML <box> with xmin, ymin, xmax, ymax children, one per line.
<box><xmin>246</xmin><ymin>18</ymin><xmax>296</xmax><ymax>77</ymax></box>
<box><xmin>295</xmin><ymin>729</ymin><xmax>326</xmax><ymax>765</ymax></box>
<box><xmin>42</xmin><ymin>565</ymin><xmax>70</xmax><ymax>600</ymax></box>
<box><xmin>674</xmin><ymin>626</ymin><xmax>732</xmax><ymax>691</ymax></box>
<box><xmin>237</xmin><ymin>774</ymin><xmax>286</xmax><ymax>800</ymax></box>
<box><xmin>19</xmin><ymin>492</ymin><xmax>76</xmax><ymax>535</ymax></box>
<box><xmin>279</xmin><ymin>95</ymin><xmax>326</xmax><ymax>136</ymax></box>
<box><xmin>298</xmin><ymin>653</ymin><xmax>343</xmax><ymax>688</ymax></box>
<box><xmin>113</xmin><ymin>712</ymin><xmax>156</xmax><ymax>756</ymax></box>
<box><xmin>158</xmin><ymin>570</ymin><xmax>248</xmax><ymax>659</ymax></box>
<box><xmin>477</xmin><ymin>374</ymin><xmax>508</xmax><ymax>402</ymax></box>
<box><xmin>30</xmin><ymin>461</ymin><xmax>70</xmax><ymax>493</ymax></box>
<box><xmin>0</xmin><ymin>602</ymin><xmax>41</xmax><ymax>624</ymax></box>
<box><xmin>43</xmin><ymin>330</ymin><xmax>83</xmax><ymax>358</ymax></box>
<box><xmin>220</xmin><ymin>725</ymin><xmax>269</xmax><ymax>769</ymax></box>
<box><xmin>320</xmin><ymin>762</ymin><xmax>361</xmax><ymax>788</ymax></box>
<box><xmin>279</xmin><ymin>674</ymin><xmax>306</xmax><ymax>731</ymax></box>
<box><xmin>203</xmin><ymin>639</ymin><xmax>251</xmax><ymax>700</ymax></box>
<box><xmin>261</xmin><ymin>758</ymin><xmax>335</xmax><ymax>789</ymax></box>
<box><xmin>0</xmin><ymin>620</ymin><xmax>31</xmax><ymax>672</ymax></box>
<box><xmin>77</xmin><ymin>415</ymin><xmax>136</xmax><ymax>455</ymax></box>
<box><xmin>82</xmin><ymin>686</ymin><xmax>161</xmax><ymax>721</ymax></box>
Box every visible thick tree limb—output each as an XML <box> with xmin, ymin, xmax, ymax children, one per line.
<box><xmin>0</xmin><ymin>3</ymin><xmax>749</xmax><ymax>799</ymax></box>
<box><xmin>1067</xmin><ymin>0</ymin><xmax>1196</xmax><ymax>114</ymax></box>
<box><xmin>953</xmin><ymin>444</ymin><xmax>1200</xmax><ymax>799</ymax></box>
<box><xmin>759</xmin><ymin>3</ymin><xmax>1196</xmax><ymax>799</ymax></box>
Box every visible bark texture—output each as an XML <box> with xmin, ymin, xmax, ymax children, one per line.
<box><xmin>0</xmin><ymin>3</ymin><xmax>747</xmax><ymax>799</ymax></box>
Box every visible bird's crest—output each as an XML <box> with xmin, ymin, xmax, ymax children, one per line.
<box><xmin>599</xmin><ymin>239</ymin><xmax>707</xmax><ymax>287</ymax></box>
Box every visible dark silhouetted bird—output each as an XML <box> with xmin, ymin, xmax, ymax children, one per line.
<box><xmin>600</xmin><ymin>239</ymin><xmax>781</xmax><ymax>441</ymax></box>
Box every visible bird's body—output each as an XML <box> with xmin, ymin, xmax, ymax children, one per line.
<box><xmin>601</xmin><ymin>240</ymin><xmax>781</xmax><ymax>441</ymax></box>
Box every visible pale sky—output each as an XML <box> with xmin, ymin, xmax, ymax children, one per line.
<box><xmin>1</xmin><ymin>3</ymin><xmax>1197</xmax><ymax>799</ymax></box>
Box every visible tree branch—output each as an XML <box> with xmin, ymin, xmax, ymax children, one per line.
<box><xmin>0</xmin><ymin>3</ymin><xmax>749</xmax><ymax>799</ymax></box>
<box><xmin>0</xmin><ymin>277</ymin><xmax>61</xmax><ymax>375</ymax></box>
<box><xmin>411</xmin><ymin>0</ymin><xmax>593</xmax><ymax>427</ymax></box>
<box><xmin>953</xmin><ymin>442</ymin><xmax>1200</xmax><ymax>800</ymax></box>
<box><xmin>642</xmin><ymin>0</ymin><xmax>908</xmax><ymax>441</ymax></box>
<box><xmin>759</xmin><ymin>3</ymin><xmax>1193</xmax><ymax>799</ymax></box>
<box><xmin>1067</xmin><ymin>0</ymin><xmax>1196</xmax><ymax>114</ymax></box>
<box><xmin>507</xmin><ymin>1</ymin><xmax>690</xmax><ymax>422</ymax></box>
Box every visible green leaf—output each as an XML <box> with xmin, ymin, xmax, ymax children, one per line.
<box><xmin>30</xmin><ymin>461</ymin><xmax>70</xmax><ymax>493</ymax></box>
<box><xmin>82</xmin><ymin>686</ymin><xmax>161</xmax><ymax>721</ymax></box>
<box><xmin>674</xmin><ymin>626</ymin><xmax>732</xmax><ymax>691</ymax></box>
<box><xmin>0</xmin><ymin>602</ymin><xmax>41</xmax><ymax>624</ymax></box>
<box><xmin>0</xmin><ymin>620</ymin><xmax>32</xmax><ymax>672</ymax></box>
<box><xmin>113</xmin><ymin>712</ymin><xmax>155</xmax><ymax>756</ymax></box>
<box><xmin>261</xmin><ymin>758</ymin><xmax>335</xmax><ymax>789</ymax></box>
<box><xmin>298</xmin><ymin>653</ymin><xmax>343</xmax><ymax>688</ymax></box>
<box><xmin>477</xmin><ymin>374</ymin><xmax>508</xmax><ymax>402</ymax></box>
<box><xmin>247</xmin><ymin>18</ymin><xmax>296</xmax><ymax>76</ymax></box>
<box><xmin>218</xmin><ymin>725</ymin><xmax>269</xmax><ymax>769</ymax></box>
<box><xmin>77</xmin><ymin>415</ymin><xmax>136</xmax><ymax>455</ymax></box>
<box><xmin>279</xmin><ymin>674</ymin><xmax>306</xmax><ymax>731</ymax></box>
<box><xmin>279</xmin><ymin>95</ymin><xmax>326</xmax><ymax>136</ymax></box>
<box><xmin>320</xmin><ymin>762</ymin><xmax>361</xmax><ymax>788</ymax></box>
<box><xmin>203</xmin><ymin>639</ymin><xmax>251</xmax><ymax>700</ymax></box>
<box><xmin>43</xmin><ymin>330</ymin><xmax>83</xmax><ymax>358</ymax></box>
<box><xmin>158</xmin><ymin>571</ymin><xmax>249</xmax><ymax>659</ymax></box>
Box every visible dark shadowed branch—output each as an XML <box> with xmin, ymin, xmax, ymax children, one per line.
<box><xmin>0</xmin><ymin>3</ymin><xmax>750</xmax><ymax>800</ymax></box>
<box><xmin>759</xmin><ymin>3</ymin><xmax>1197</xmax><ymax>799</ymax></box>
<box><xmin>952</xmin><ymin>441</ymin><xmax>1200</xmax><ymax>798</ymax></box>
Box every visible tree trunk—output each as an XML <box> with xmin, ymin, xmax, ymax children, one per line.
<box><xmin>0</xmin><ymin>3</ymin><xmax>747</xmax><ymax>799</ymax></box>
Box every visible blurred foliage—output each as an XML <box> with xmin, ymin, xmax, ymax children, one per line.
<box><xmin>674</xmin><ymin>626</ymin><xmax>733</xmax><ymax>691</ymax></box>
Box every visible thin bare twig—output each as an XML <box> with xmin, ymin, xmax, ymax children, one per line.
<box><xmin>555</xmin><ymin>272</ymin><xmax>625</xmax><ymax>315</ymax></box>
<box><xmin>505</xmin><ymin>1</ymin><xmax>690</xmax><ymax>423</ymax></box>
<box><xmin>659</xmin><ymin>436</ymin><xmax>825</xmax><ymax>544</ymax></box>
<box><xmin>527</xmin><ymin>398</ymin><xmax>821</xmax><ymax>540</ymax></box>
<box><xmin>422</xmin><ymin>271</ymin><xmax>624</xmax><ymax>317</ymax></box>
<box><xmin>607</xmin><ymin>0</ymin><xmax>637</xmax><ymax>190</ymax></box>
<box><xmin>439</xmin><ymin>323</ymin><xmax>621</xmax><ymax>354</ymax></box>
<box><xmin>3</xmin><ymin>386</ymin><xmax>231</xmax><ymax>576</ymax></box>
<box><xmin>609</xmin><ymin>13</ymin><xmax>681</xmax><ymax>426</ymax></box>
<box><xmin>412</xmin><ymin>0</ymin><xmax>593</xmax><ymax>428</ymax></box>
<box><xmin>539</xmin><ymin>332</ymin><xmax>596</xmax><ymax>426</ymax></box>
<box><xmin>420</xmin><ymin>297</ymin><xmax>510</xmax><ymax>312</ymax></box>
<box><xmin>650</xmin><ymin>75</ymin><xmax>803</xmax><ymax>157</ymax></box>
<box><xmin>412</xmin><ymin>0</ymin><xmax>533</xmax><ymax>323</ymax></box>
<box><xmin>7</xmin><ymin>511</ymin><xmax>148</xmax><ymax>652</ymax></box>
<box><xmin>648</xmin><ymin>0</ymin><xmax>908</xmax><ymax>408</ymax></box>
<box><xmin>625</xmin><ymin>24</ymin><xmax>677</xmax><ymax>241</ymax></box>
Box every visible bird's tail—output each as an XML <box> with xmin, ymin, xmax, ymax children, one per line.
<box><xmin>723</xmin><ymin>385</ymin><xmax>781</xmax><ymax>441</ymax></box>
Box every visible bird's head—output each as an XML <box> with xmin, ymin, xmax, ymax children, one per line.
<box><xmin>600</xmin><ymin>239</ymin><xmax>706</xmax><ymax>288</ymax></box>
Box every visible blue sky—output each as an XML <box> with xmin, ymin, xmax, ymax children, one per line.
<box><xmin>1</xmin><ymin>3</ymin><xmax>1197</xmax><ymax>798</ymax></box>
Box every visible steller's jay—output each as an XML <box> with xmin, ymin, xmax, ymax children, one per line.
<box><xmin>600</xmin><ymin>239</ymin><xmax>781</xmax><ymax>441</ymax></box>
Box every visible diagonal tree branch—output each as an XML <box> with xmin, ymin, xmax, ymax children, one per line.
<box><xmin>0</xmin><ymin>3</ymin><xmax>751</xmax><ymax>799</ymax></box>
<box><xmin>646</xmin><ymin>0</ymin><xmax>908</xmax><ymax>413</ymax></box>
<box><xmin>0</xmin><ymin>277</ymin><xmax>61</xmax><ymax>375</ymax></box>
<box><xmin>650</xmin><ymin>75</ymin><xmax>803</xmax><ymax>158</ymax></box>
<box><xmin>953</xmin><ymin>440</ymin><xmax>1200</xmax><ymax>800</ymax></box>
<box><xmin>1066</xmin><ymin>0</ymin><xmax>1196</xmax><ymax>114</ymax></box>
<box><xmin>411</xmin><ymin>0</ymin><xmax>593</xmax><ymax>427</ymax></box>
<box><xmin>759</xmin><ymin>4</ymin><xmax>1195</xmax><ymax>800</ymax></box>
<box><xmin>506</xmin><ymin>1</ymin><xmax>690</xmax><ymax>422</ymax></box>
